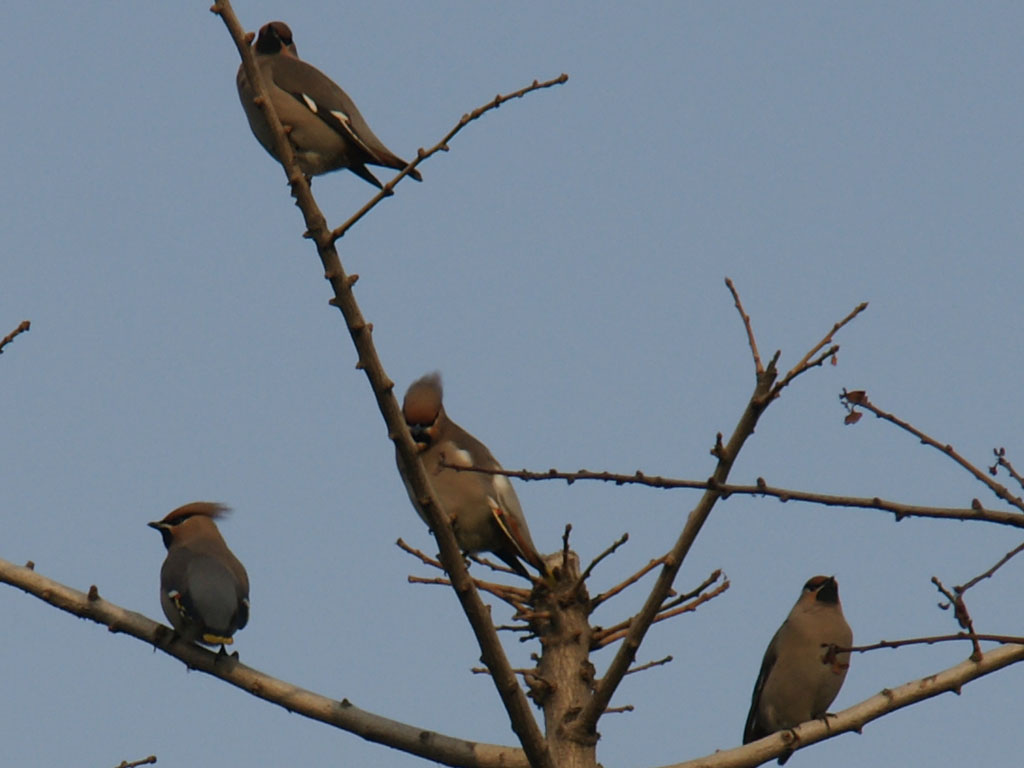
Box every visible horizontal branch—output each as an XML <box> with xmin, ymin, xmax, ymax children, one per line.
<box><xmin>448</xmin><ymin>464</ymin><xmax>1024</xmax><ymax>529</ymax></box>
<box><xmin>0</xmin><ymin>558</ymin><xmax>527</xmax><ymax>768</ymax></box>
<box><xmin>658</xmin><ymin>642</ymin><xmax>1024</xmax><ymax>768</ymax></box>
<box><xmin>849</xmin><ymin>632</ymin><xmax>1024</xmax><ymax>653</ymax></box>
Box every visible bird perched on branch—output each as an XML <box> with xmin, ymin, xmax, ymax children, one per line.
<box><xmin>148</xmin><ymin>502</ymin><xmax>250</xmax><ymax>647</ymax></box>
<box><xmin>236</xmin><ymin>21</ymin><xmax>422</xmax><ymax>189</ymax></box>
<box><xmin>743</xmin><ymin>575</ymin><xmax>852</xmax><ymax>764</ymax></box>
<box><xmin>398</xmin><ymin>372</ymin><xmax>550</xmax><ymax>581</ymax></box>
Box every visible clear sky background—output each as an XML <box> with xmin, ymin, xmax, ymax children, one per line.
<box><xmin>3</xmin><ymin>3</ymin><xmax>1022</xmax><ymax>767</ymax></box>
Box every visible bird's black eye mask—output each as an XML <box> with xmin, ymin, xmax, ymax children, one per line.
<box><xmin>408</xmin><ymin>423</ymin><xmax>433</xmax><ymax>447</ymax></box>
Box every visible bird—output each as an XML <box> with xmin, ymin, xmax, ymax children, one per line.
<box><xmin>743</xmin><ymin>575</ymin><xmax>852</xmax><ymax>765</ymax></box>
<box><xmin>148</xmin><ymin>502</ymin><xmax>250</xmax><ymax>647</ymax></box>
<box><xmin>398</xmin><ymin>372</ymin><xmax>549</xmax><ymax>581</ymax></box>
<box><xmin>236</xmin><ymin>20</ymin><xmax>422</xmax><ymax>189</ymax></box>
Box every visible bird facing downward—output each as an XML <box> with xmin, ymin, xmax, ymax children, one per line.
<box><xmin>398</xmin><ymin>372</ymin><xmax>549</xmax><ymax>581</ymax></box>
<box><xmin>236</xmin><ymin>21</ymin><xmax>422</xmax><ymax>189</ymax></box>
<box><xmin>743</xmin><ymin>575</ymin><xmax>852</xmax><ymax>765</ymax></box>
<box><xmin>148</xmin><ymin>502</ymin><xmax>250</xmax><ymax>647</ymax></box>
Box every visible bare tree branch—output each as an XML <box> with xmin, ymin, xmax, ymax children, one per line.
<box><xmin>0</xmin><ymin>319</ymin><xmax>30</xmax><ymax>355</ymax></box>
<box><xmin>210</xmin><ymin>5</ymin><xmax>569</xmax><ymax>765</ymax></box>
<box><xmin>932</xmin><ymin>576</ymin><xmax>982</xmax><ymax>661</ymax></box>
<box><xmin>113</xmin><ymin>757</ymin><xmax>157</xmax><ymax>768</ymax></box>
<box><xmin>624</xmin><ymin>655</ymin><xmax>673</xmax><ymax>676</ymax></box>
<box><xmin>569</xmin><ymin>287</ymin><xmax>865</xmax><ymax>738</ymax></box>
<box><xmin>771</xmin><ymin>302</ymin><xmax>868</xmax><ymax>398</ymax></box>
<box><xmin>724</xmin><ymin>278</ymin><xmax>763</xmax><ymax>375</ymax></box>
<box><xmin>592</xmin><ymin>577</ymin><xmax>729</xmax><ymax>649</ymax></box>
<box><xmin>574</xmin><ymin>532</ymin><xmax>629</xmax><ymax>590</ymax></box>
<box><xmin>848</xmin><ymin>632</ymin><xmax>1024</xmax><ymax>653</ymax></box>
<box><xmin>990</xmin><ymin>447</ymin><xmax>1024</xmax><ymax>491</ymax></box>
<box><xmin>330</xmin><ymin>74</ymin><xmax>569</xmax><ymax>243</ymax></box>
<box><xmin>842</xmin><ymin>389</ymin><xmax>1024</xmax><ymax>513</ymax></box>
<box><xmin>450</xmin><ymin>465</ymin><xmax>1024</xmax><ymax>529</ymax></box>
<box><xmin>590</xmin><ymin>557</ymin><xmax>666</xmax><ymax>610</ymax></box>
<box><xmin>957</xmin><ymin>540</ymin><xmax>1024</xmax><ymax>593</ymax></box>
<box><xmin>0</xmin><ymin>558</ymin><xmax>528</xmax><ymax>768</ymax></box>
<box><xmin>658</xmin><ymin>642</ymin><xmax>1024</xmax><ymax>768</ymax></box>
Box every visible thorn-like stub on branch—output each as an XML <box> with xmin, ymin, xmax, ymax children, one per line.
<box><xmin>347</xmin><ymin>273</ymin><xmax>360</xmax><ymax>287</ymax></box>
<box><xmin>25</xmin><ymin>560</ymin><xmax>35</xmax><ymax>570</ymax></box>
<box><xmin>328</xmin><ymin>297</ymin><xmax>340</xmax><ymax>308</ymax></box>
<box><xmin>971</xmin><ymin>498</ymin><xmax>983</xmax><ymax>511</ymax></box>
<box><xmin>88</xmin><ymin>585</ymin><xmax>99</xmax><ymax>601</ymax></box>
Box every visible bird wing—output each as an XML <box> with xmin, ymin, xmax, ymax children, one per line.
<box><xmin>743</xmin><ymin>627</ymin><xmax>781</xmax><ymax>743</ymax></box>
<box><xmin>269</xmin><ymin>55</ymin><xmax>390</xmax><ymax>160</ymax></box>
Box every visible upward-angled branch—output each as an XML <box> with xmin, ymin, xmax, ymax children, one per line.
<box><xmin>571</xmin><ymin>290</ymin><xmax>866</xmax><ymax>739</ymax></box>
<box><xmin>212</xmin><ymin>5</ymin><xmax>561</xmax><ymax>766</ymax></box>
<box><xmin>657</xmin><ymin>642</ymin><xmax>1024</xmax><ymax>768</ymax></box>
<box><xmin>330</xmin><ymin>73</ymin><xmax>568</xmax><ymax>243</ymax></box>
<box><xmin>570</xmin><ymin>364</ymin><xmax>777</xmax><ymax>739</ymax></box>
<box><xmin>0</xmin><ymin>558</ymin><xmax>528</xmax><ymax>768</ymax></box>
<box><xmin>0</xmin><ymin>319</ymin><xmax>30</xmax><ymax>355</ymax></box>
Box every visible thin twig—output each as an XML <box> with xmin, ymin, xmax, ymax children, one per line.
<box><xmin>725</xmin><ymin>278</ymin><xmax>763</xmax><ymax>375</ymax></box>
<box><xmin>113</xmin><ymin>757</ymin><xmax>157</xmax><ymax>768</ymax></box>
<box><xmin>396</xmin><ymin>538</ymin><xmax>444</xmax><ymax>570</ymax></box>
<box><xmin>990</xmin><ymin>447</ymin><xmax>1024</xmax><ymax>491</ymax></box>
<box><xmin>603</xmin><ymin>705</ymin><xmax>634</xmax><ymax>715</ymax></box>
<box><xmin>932</xmin><ymin>576</ymin><xmax>982</xmax><ymax>661</ymax></box>
<box><xmin>624</xmin><ymin>655</ymin><xmax>673</xmax><ymax>676</ymax></box>
<box><xmin>0</xmin><ymin>320</ymin><xmax>30</xmax><ymax>355</ymax></box>
<box><xmin>771</xmin><ymin>301</ymin><xmax>869</xmax><ymax>398</ymax></box>
<box><xmin>330</xmin><ymin>74</ymin><xmax>569</xmax><ymax>243</ymax></box>
<box><xmin>847</xmin><ymin>632</ymin><xmax>1024</xmax><ymax>653</ymax></box>
<box><xmin>592</xmin><ymin>578</ymin><xmax>730</xmax><ymax>648</ymax></box>
<box><xmin>471</xmin><ymin>667</ymin><xmax>547</xmax><ymax>686</ymax></box>
<box><xmin>573</xmin><ymin>532</ymin><xmax>629</xmax><ymax>593</ymax></box>
<box><xmin>658</xmin><ymin>569</ymin><xmax>725</xmax><ymax>611</ymax></box>
<box><xmin>591</xmin><ymin>557</ymin><xmax>667</xmax><ymax>610</ymax></box>
<box><xmin>842</xmin><ymin>390</ymin><xmax>1024</xmax><ymax>513</ymax></box>
<box><xmin>957</xmin><ymin>540</ymin><xmax>1024</xmax><ymax>594</ymax></box>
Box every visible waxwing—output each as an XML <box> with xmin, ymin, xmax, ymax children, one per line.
<box><xmin>398</xmin><ymin>372</ymin><xmax>549</xmax><ymax>580</ymax></box>
<box><xmin>148</xmin><ymin>502</ymin><xmax>250</xmax><ymax>646</ymax></box>
<box><xmin>236</xmin><ymin>21</ymin><xmax>422</xmax><ymax>189</ymax></box>
<box><xmin>743</xmin><ymin>575</ymin><xmax>852</xmax><ymax>765</ymax></box>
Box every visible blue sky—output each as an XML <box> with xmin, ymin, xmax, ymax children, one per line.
<box><xmin>3</xmin><ymin>3</ymin><xmax>1022</xmax><ymax>767</ymax></box>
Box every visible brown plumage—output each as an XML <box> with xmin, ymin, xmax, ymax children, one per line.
<box><xmin>398</xmin><ymin>372</ymin><xmax>549</xmax><ymax>580</ymax></box>
<box><xmin>236</xmin><ymin>21</ymin><xmax>422</xmax><ymax>189</ymax></box>
<box><xmin>743</xmin><ymin>575</ymin><xmax>852</xmax><ymax>764</ymax></box>
<box><xmin>148</xmin><ymin>502</ymin><xmax>250</xmax><ymax>646</ymax></box>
